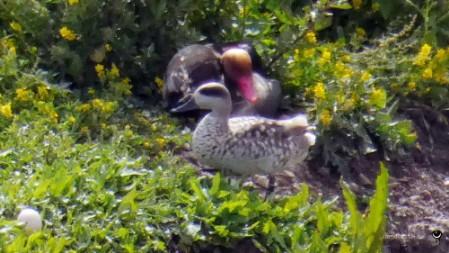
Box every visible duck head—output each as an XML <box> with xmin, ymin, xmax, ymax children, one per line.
<box><xmin>171</xmin><ymin>82</ymin><xmax>232</xmax><ymax>115</ymax></box>
<box><xmin>221</xmin><ymin>48</ymin><xmax>258</xmax><ymax>104</ymax></box>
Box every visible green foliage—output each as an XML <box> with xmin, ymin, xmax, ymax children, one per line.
<box><xmin>0</xmin><ymin>34</ymin><xmax>392</xmax><ymax>252</ymax></box>
<box><xmin>341</xmin><ymin>163</ymin><xmax>389</xmax><ymax>253</ymax></box>
<box><xmin>0</xmin><ymin>0</ymin><xmax>243</xmax><ymax>92</ymax></box>
<box><xmin>1</xmin><ymin>1</ymin><xmax>447</xmax><ymax>251</ymax></box>
<box><xmin>4</xmin><ymin>0</ymin><xmax>446</xmax><ymax>173</ymax></box>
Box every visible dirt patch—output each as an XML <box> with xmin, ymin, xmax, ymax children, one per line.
<box><xmin>288</xmin><ymin>107</ymin><xmax>449</xmax><ymax>253</ymax></box>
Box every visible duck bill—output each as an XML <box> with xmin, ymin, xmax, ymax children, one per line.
<box><xmin>170</xmin><ymin>97</ymin><xmax>198</xmax><ymax>113</ymax></box>
<box><xmin>237</xmin><ymin>76</ymin><xmax>258</xmax><ymax>104</ymax></box>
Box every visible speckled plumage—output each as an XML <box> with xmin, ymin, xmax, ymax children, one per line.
<box><xmin>174</xmin><ymin>82</ymin><xmax>315</xmax><ymax>176</ymax></box>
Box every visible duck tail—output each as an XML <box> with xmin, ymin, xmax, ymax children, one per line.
<box><xmin>282</xmin><ymin>114</ymin><xmax>309</xmax><ymax>131</ymax></box>
<box><xmin>304</xmin><ymin>132</ymin><xmax>317</xmax><ymax>146</ymax></box>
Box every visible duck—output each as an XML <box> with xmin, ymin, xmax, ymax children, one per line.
<box><xmin>163</xmin><ymin>43</ymin><xmax>281</xmax><ymax>117</ymax></box>
<box><xmin>171</xmin><ymin>82</ymin><xmax>315</xmax><ymax>177</ymax></box>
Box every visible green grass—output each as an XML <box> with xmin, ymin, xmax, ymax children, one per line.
<box><xmin>0</xmin><ymin>41</ymin><xmax>390</xmax><ymax>252</ymax></box>
<box><xmin>6</xmin><ymin>0</ymin><xmax>443</xmax><ymax>250</ymax></box>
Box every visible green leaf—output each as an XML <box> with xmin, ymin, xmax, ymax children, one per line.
<box><xmin>316</xmin><ymin>199</ymin><xmax>330</xmax><ymax>237</ymax></box>
<box><xmin>330</xmin><ymin>1</ymin><xmax>352</xmax><ymax>10</ymax></box>
<box><xmin>377</xmin><ymin>0</ymin><xmax>394</xmax><ymax>19</ymax></box>
<box><xmin>364</xmin><ymin>163</ymin><xmax>389</xmax><ymax>253</ymax></box>
<box><xmin>210</xmin><ymin>173</ymin><xmax>221</xmax><ymax>196</ymax></box>
<box><xmin>340</xmin><ymin>179</ymin><xmax>362</xmax><ymax>250</ymax></box>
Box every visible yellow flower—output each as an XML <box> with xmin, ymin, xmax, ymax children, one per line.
<box><xmin>68</xmin><ymin>116</ymin><xmax>76</xmax><ymax>124</ymax></box>
<box><xmin>342</xmin><ymin>98</ymin><xmax>355</xmax><ymax>111</ymax></box>
<box><xmin>407</xmin><ymin>81</ymin><xmax>416</xmax><ymax>91</ymax></box>
<box><xmin>15</xmin><ymin>88</ymin><xmax>32</xmax><ymax>101</ymax></box>
<box><xmin>318</xmin><ymin>49</ymin><xmax>331</xmax><ymax>67</ymax></box>
<box><xmin>390</xmin><ymin>82</ymin><xmax>400</xmax><ymax>92</ymax></box>
<box><xmin>95</xmin><ymin>64</ymin><xmax>105</xmax><ymax>78</ymax></box>
<box><xmin>124</xmin><ymin>125</ymin><xmax>133</xmax><ymax>137</ymax></box>
<box><xmin>435</xmin><ymin>49</ymin><xmax>447</xmax><ymax>62</ymax></box>
<box><xmin>0</xmin><ymin>103</ymin><xmax>13</xmax><ymax>118</ymax></box>
<box><xmin>104</xmin><ymin>43</ymin><xmax>112</xmax><ymax>52</ymax></box>
<box><xmin>37</xmin><ymin>86</ymin><xmax>49</xmax><ymax>100</ymax></box>
<box><xmin>422</xmin><ymin>67</ymin><xmax>433</xmax><ymax>79</ymax></box>
<box><xmin>239</xmin><ymin>5</ymin><xmax>249</xmax><ymax>17</ymax></box>
<box><xmin>303</xmin><ymin>48</ymin><xmax>315</xmax><ymax>58</ymax></box>
<box><xmin>341</xmin><ymin>55</ymin><xmax>351</xmax><ymax>63</ymax></box>
<box><xmin>88</xmin><ymin>88</ymin><xmax>95</xmax><ymax>96</ymax></box>
<box><xmin>421</xmin><ymin>44</ymin><xmax>432</xmax><ymax>56</ymax></box>
<box><xmin>313</xmin><ymin>82</ymin><xmax>326</xmax><ymax>100</ymax></box>
<box><xmin>68</xmin><ymin>0</ymin><xmax>79</xmax><ymax>5</ymax></box>
<box><xmin>101</xmin><ymin>123</ymin><xmax>107</xmax><ymax>129</ymax></box>
<box><xmin>433</xmin><ymin>70</ymin><xmax>448</xmax><ymax>84</ymax></box>
<box><xmin>293</xmin><ymin>48</ymin><xmax>301</xmax><ymax>61</ymax></box>
<box><xmin>353</xmin><ymin>0</ymin><xmax>362</xmax><ymax>9</ymax></box>
<box><xmin>80</xmin><ymin>126</ymin><xmax>89</xmax><ymax>135</ymax></box>
<box><xmin>335</xmin><ymin>61</ymin><xmax>345</xmax><ymax>73</ymax></box>
<box><xmin>414</xmin><ymin>44</ymin><xmax>432</xmax><ymax>66</ymax></box>
<box><xmin>59</xmin><ymin>27</ymin><xmax>77</xmax><ymax>41</ymax></box>
<box><xmin>156</xmin><ymin>137</ymin><xmax>166</xmax><ymax>148</ymax></box>
<box><xmin>154</xmin><ymin>77</ymin><xmax>164</xmax><ymax>90</ymax></box>
<box><xmin>122</xmin><ymin>77</ymin><xmax>131</xmax><ymax>85</ymax></box>
<box><xmin>360</xmin><ymin>71</ymin><xmax>372</xmax><ymax>82</ymax></box>
<box><xmin>109</xmin><ymin>63</ymin><xmax>120</xmax><ymax>78</ymax></box>
<box><xmin>50</xmin><ymin>111</ymin><xmax>59</xmax><ymax>123</ymax></box>
<box><xmin>369</xmin><ymin>87</ymin><xmax>386</xmax><ymax>108</ymax></box>
<box><xmin>305</xmin><ymin>32</ymin><xmax>317</xmax><ymax>45</ymax></box>
<box><xmin>10</xmin><ymin>47</ymin><xmax>17</xmax><ymax>55</ymax></box>
<box><xmin>91</xmin><ymin>99</ymin><xmax>104</xmax><ymax>110</ymax></box>
<box><xmin>372</xmin><ymin>2</ymin><xmax>380</xmax><ymax>11</ymax></box>
<box><xmin>10</xmin><ymin>22</ymin><xmax>22</xmax><ymax>32</ymax></box>
<box><xmin>322</xmin><ymin>50</ymin><xmax>331</xmax><ymax>61</ymax></box>
<box><xmin>102</xmin><ymin>102</ymin><xmax>116</xmax><ymax>114</ymax></box>
<box><xmin>77</xmin><ymin>103</ymin><xmax>91</xmax><ymax>112</ymax></box>
<box><xmin>355</xmin><ymin>27</ymin><xmax>366</xmax><ymax>36</ymax></box>
<box><xmin>143</xmin><ymin>141</ymin><xmax>151</xmax><ymax>149</ymax></box>
<box><xmin>342</xmin><ymin>68</ymin><xmax>354</xmax><ymax>79</ymax></box>
<box><xmin>320</xmin><ymin>110</ymin><xmax>332</xmax><ymax>126</ymax></box>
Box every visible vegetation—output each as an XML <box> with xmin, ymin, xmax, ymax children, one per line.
<box><xmin>0</xmin><ymin>0</ymin><xmax>447</xmax><ymax>251</ymax></box>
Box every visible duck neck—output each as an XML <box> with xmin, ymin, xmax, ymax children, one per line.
<box><xmin>201</xmin><ymin>108</ymin><xmax>231</xmax><ymax>133</ymax></box>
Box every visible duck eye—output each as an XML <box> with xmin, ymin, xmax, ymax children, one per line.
<box><xmin>199</xmin><ymin>88</ymin><xmax>226</xmax><ymax>98</ymax></box>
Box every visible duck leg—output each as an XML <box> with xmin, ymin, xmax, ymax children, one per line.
<box><xmin>264</xmin><ymin>174</ymin><xmax>276</xmax><ymax>201</ymax></box>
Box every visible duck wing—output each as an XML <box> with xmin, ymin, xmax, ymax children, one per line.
<box><xmin>228</xmin><ymin>116</ymin><xmax>306</xmax><ymax>139</ymax></box>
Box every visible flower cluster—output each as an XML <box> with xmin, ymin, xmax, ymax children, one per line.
<box><xmin>413</xmin><ymin>44</ymin><xmax>432</xmax><ymax>67</ymax></box>
<box><xmin>77</xmin><ymin>99</ymin><xmax>117</xmax><ymax>115</ymax></box>
<box><xmin>95</xmin><ymin>64</ymin><xmax>105</xmax><ymax>79</ymax></box>
<box><xmin>68</xmin><ymin>0</ymin><xmax>79</xmax><ymax>5</ymax></box>
<box><xmin>10</xmin><ymin>22</ymin><xmax>23</xmax><ymax>32</ymax></box>
<box><xmin>15</xmin><ymin>88</ymin><xmax>32</xmax><ymax>102</ymax></box>
<box><xmin>59</xmin><ymin>27</ymin><xmax>77</xmax><ymax>41</ymax></box>
<box><xmin>0</xmin><ymin>103</ymin><xmax>13</xmax><ymax>119</ymax></box>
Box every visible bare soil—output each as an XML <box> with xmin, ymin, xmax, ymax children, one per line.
<box><xmin>291</xmin><ymin>108</ymin><xmax>449</xmax><ymax>253</ymax></box>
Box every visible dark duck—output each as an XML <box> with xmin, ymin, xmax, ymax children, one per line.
<box><xmin>163</xmin><ymin>43</ymin><xmax>282</xmax><ymax>117</ymax></box>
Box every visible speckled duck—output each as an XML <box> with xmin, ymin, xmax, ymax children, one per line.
<box><xmin>172</xmin><ymin>82</ymin><xmax>315</xmax><ymax>176</ymax></box>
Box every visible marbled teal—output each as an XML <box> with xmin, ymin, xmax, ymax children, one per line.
<box><xmin>172</xmin><ymin>82</ymin><xmax>315</xmax><ymax>176</ymax></box>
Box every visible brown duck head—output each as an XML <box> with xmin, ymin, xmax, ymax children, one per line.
<box><xmin>221</xmin><ymin>48</ymin><xmax>258</xmax><ymax>104</ymax></box>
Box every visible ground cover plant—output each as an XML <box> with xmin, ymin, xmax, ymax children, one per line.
<box><xmin>0</xmin><ymin>0</ymin><xmax>448</xmax><ymax>252</ymax></box>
